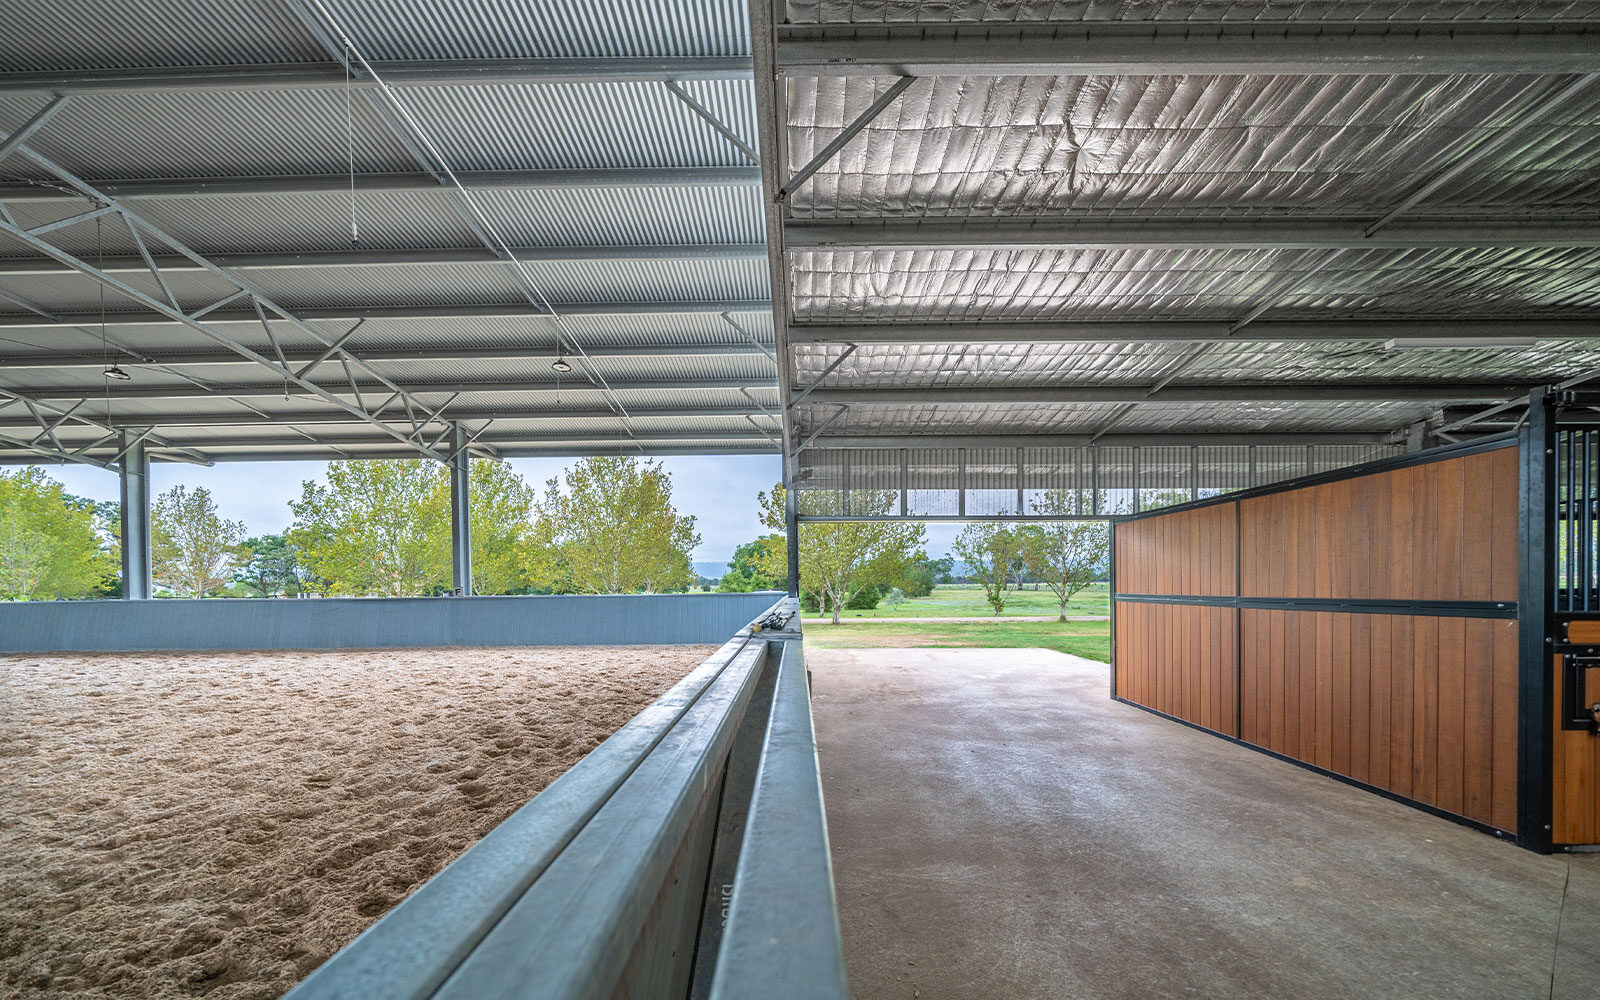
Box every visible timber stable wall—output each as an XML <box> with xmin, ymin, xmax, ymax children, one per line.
<box><xmin>1113</xmin><ymin>440</ymin><xmax>1525</xmax><ymax>841</ymax></box>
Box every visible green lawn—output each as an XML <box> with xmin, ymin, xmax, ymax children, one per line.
<box><xmin>816</xmin><ymin>583</ymin><xmax>1110</xmax><ymax>619</ymax></box>
<box><xmin>803</xmin><ymin>619</ymin><xmax>1110</xmax><ymax>663</ymax></box>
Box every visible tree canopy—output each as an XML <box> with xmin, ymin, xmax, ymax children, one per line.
<box><xmin>0</xmin><ymin>468</ymin><xmax>114</xmax><ymax>601</ymax></box>
<box><xmin>464</xmin><ymin>459</ymin><xmax>540</xmax><ymax>595</ymax></box>
<box><xmin>532</xmin><ymin>457</ymin><xmax>700</xmax><ymax>594</ymax></box>
<box><xmin>717</xmin><ymin>535</ymin><xmax>785</xmax><ymax>593</ymax></box>
<box><xmin>1021</xmin><ymin>492</ymin><xmax>1112</xmax><ymax>621</ymax></box>
<box><xmin>152</xmin><ymin>485</ymin><xmax>248</xmax><ymax>597</ymax></box>
<box><xmin>952</xmin><ymin>523</ymin><xmax>1022</xmax><ymax>616</ymax></box>
<box><xmin>235</xmin><ymin>534</ymin><xmax>303</xmax><ymax>597</ymax></box>
<box><xmin>289</xmin><ymin>460</ymin><xmax>449</xmax><ymax>596</ymax></box>
<box><xmin>758</xmin><ymin>484</ymin><xmax>924</xmax><ymax>624</ymax></box>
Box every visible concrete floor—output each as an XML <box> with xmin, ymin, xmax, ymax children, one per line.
<box><xmin>808</xmin><ymin>647</ymin><xmax>1600</xmax><ymax>1000</ymax></box>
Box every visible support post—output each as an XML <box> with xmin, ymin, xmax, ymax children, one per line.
<box><xmin>1517</xmin><ymin>388</ymin><xmax>1555</xmax><ymax>852</ymax></box>
<box><xmin>785</xmin><ymin>467</ymin><xmax>800</xmax><ymax>598</ymax></box>
<box><xmin>450</xmin><ymin>424</ymin><xmax>472</xmax><ymax>596</ymax></box>
<box><xmin>118</xmin><ymin>434</ymin><xmax>151</xmax><ymax>600</ymax></box>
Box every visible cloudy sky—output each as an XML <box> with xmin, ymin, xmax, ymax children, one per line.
<box><xmin>38</xmin><ymin>455</ymin><xmax>964</xmax><ymax>567</ymax></box>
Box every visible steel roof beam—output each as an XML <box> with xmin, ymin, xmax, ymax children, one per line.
<box><xmin>785</xmin><ymin>218</ymin><xmax>1600</xmax><ymax>251</ymax></box>
<box><xmin>0</xmin><ymin>168</ymin><xmax>761</xmax><ymax>204</ymax></box>
<box><xmin>0</xmin><ymin>243</ymin><xmax>766</xmax><ymax>276</ymax></box>
<box><xmin>0</xmin><ymin>403</ymin><xmax>776</xmax><ymax>430</ymax></box>
<box><xmin>804</xmin><ymin>383</ymin><xmax>1531</xmax><ymax>405</ymax></box>
<box><xmin>149</xmin><ymin>444</ymin><xmax>778</xmax><ymax>462</ymax></box>
<box><xmin>787</xmin><ymin>319</ymin><xmax>1600</xmax><ymax>344</ymax></box>
<box><xmin>0</xmin><ymin>342</ymin><xmax>771</xmax><ymax>369</ymax></box>
<box><xmin>776</xmin><ymin>22</ymin><xmax>1600</xmax><ymax>76</ymax></box>
<box><xmin>0</xmin><ymin>57</ymin><xmax>754</xmax><ymax>97</ymax></box>
<box><xmin>8</xmin><ymin>377</ymin><xmax>778</xmax><ymax>402</ymax></box>
<box><xmin>66</xmin><ymin>430</ymin><xmax>778</xmax><ymax>451</ymax></box>
<box><xmin>0</xmin><ymin>300</ymin><xmax>773</xmax><ymax>328</ymax></box>
<box><xmin>808</xmin><ymin>432</ymin><xmax>1398</xmax><ymax>448</ymax></box>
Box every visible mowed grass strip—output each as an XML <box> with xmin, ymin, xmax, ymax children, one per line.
<box><xmin>803</xmin><ymin>619</ymin><xmax>1110</xmax><ymax>663</ymax></box>
<box><xmin>820</xmin><ymin>583</ymin><xmax>1110</xmax><ymax>620</ymax></box>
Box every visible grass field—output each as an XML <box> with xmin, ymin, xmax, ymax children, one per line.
<box><xmin>816</xmin><ymin>583</ymin><xmax>1110</xmax><ymax>619</ymax></box>
<box><xmin>799</xmin><ymin>583</ymin><xmax>1113</xmax><ymax>662</ymax></box>
<box><xmin>803</xmin><ymin>619</ymin><xmax>1110</xmax><ymax>662</ymax></box>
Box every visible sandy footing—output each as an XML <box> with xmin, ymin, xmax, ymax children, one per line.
<box><xmin>0</xmin><ymin>644</ymin><xmax>713</xmax><ymax>1000</ymax></box>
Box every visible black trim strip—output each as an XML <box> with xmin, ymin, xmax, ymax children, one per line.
<box><xmin>1115</xmin><ymin>433</ymin><xmax>1517</xmax><ymax>524</ymax></box>
<box><xmin>1112</xmin><ymin>696</ymin><xmax>1520</xmax><ymax>846</ymax></box>
<box><xmin>1114</xmin><ymin>593</ymin><xmax>1518</xmax><ymax>619</ymax></box>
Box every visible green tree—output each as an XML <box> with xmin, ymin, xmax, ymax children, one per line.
<box><xmin>0</xmin><ymin>468</ymin><xmax>106</xmax><ymax>600</ymax></box>
<box><xmin>717</xmin><ymin>535</ymin><xmax>785</xmax><ymax>592</ymax></box>
<box><xmin>456</xmin><ymin>459</ymin><xmax>539</xmax><ymax>595</ymax></box>
<box><xmin>152</xmin><ymin>485</ymin><xmax>247</xmax><ymax>598</ymax></box>
<box><xmin>888</xmin><ymin>550</ymin><xmax>940</xmax><ymax>598</ymax></box>
<box><xmin>1136</xmin><ymin>488</ymin><xmax>1193</xmax><ymax>513</ymax></box>
<box><xmin>758</xmin><ymin>484</ymin><xmax>924</xmax><ymax>625</ymax></box>
<box><xmin>0</xmin><ymin>511</ymin><xmax>51</xmax><ymax>600</ymax></box>
<box><xmin>1021</xmin><ymin>492</ymin><xmax>1113</xmax><ymax>621</ymax></box>
<box><xmin>235</xmin><ymin>534</ymin><xmax>302</xmax><ymax>597</ymax></box>
<box><xmin>952</xmin><ymin>523</ymin><xmax>1022</xmax><ymax>616</ymax></box>
<box><xmin>288</xmin><ymin>460</ymin><xmax>449</xmax><ymax>597</ymax></box>
<box><xmin>78</xmin><ymin>497</ymin><xmax>123</xmax><ymax>597</ymax></box>
<box><xmin>533</xmin><ymin>457</ymin><xmax>700</xmax><ymax>594</ymax></box>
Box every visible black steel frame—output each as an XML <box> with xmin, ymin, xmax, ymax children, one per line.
<box><xmin>1516</xmin><ymin>389</ymin><xmax>1555</xmax><ymax>852</ymax></box>
<box><xmin>1114</xmin><ymin>594</ymin><xmax>1517</xmax><ymax>619</ymax></box>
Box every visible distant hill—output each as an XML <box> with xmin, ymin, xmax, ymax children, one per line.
<box><xmin>693</xmin><ymin>560</ymin><xmax>726</xmax><ymax>579</ymax></box>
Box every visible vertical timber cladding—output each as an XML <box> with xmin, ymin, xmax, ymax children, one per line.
<box><xmin>1114</xmin><ymin>441</ymin><xmax>1522</xmax><ymax>837</ymax></box>
<box><xmin>1113</xmin><ymin>503</ymin><xmax>1238</xmax><ymax>736</ymax></box>
<box><xmin>1552</xmin><ymin>631</ymin><xmax>1600</xmax><ymax>844</ymax></box>
<box><xmin>1237</xmin><ymin>444</ymin><xmax>1521</xmax><ymax>834</ymax></box>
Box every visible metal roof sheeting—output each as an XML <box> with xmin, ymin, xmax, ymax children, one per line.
<box><xmin>783</xmin><ymin>74</ymin><xmax>1600</xmax><ymax>219</ymax></box>
<box><xmin>0</xmin><ymin>0</ymin><xmax>776</xmax><ymax>465</ymax></box>
<box><xmin>785</xmin><ymin>1</ymin><xmax>1600</xmax><ymax>23</ymax></box>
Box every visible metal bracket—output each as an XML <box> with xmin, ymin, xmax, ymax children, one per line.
<box><xmin>1560</xmin><ymin>652</ymin><xmax>1600</xmax><ymax>733</ymax></box>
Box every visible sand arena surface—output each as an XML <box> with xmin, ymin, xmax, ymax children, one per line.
<box><xmin>0</xmin><ymin>644</ymin><xmax>715</xmax><ymax>1000</ymax></box>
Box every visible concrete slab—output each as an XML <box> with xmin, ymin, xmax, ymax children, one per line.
<box><xmin>809</xmin><ymin>646</ymin><xmax>1600</xmax><ymax>1000</ymax></box>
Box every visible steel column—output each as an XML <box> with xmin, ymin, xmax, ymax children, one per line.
<box><xmin>450</xmin><ymin>425</ymin><xmax>472</xmax><ymax>597</ymax></box>
<box><xmin>1517</xmin><ymin>388</ymin><xmax>1556</xmax><ymax>852</ymax></box>
<box><xmin>119</xmin><ymin>434</ymin><xmax>151</xmax><ymax>601</ymax></box>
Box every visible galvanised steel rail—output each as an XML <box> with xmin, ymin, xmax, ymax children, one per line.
<box><xmin>285</xmin><ymin>597</ymin><xmax>846</xmax><ymax>1000</ymax></box>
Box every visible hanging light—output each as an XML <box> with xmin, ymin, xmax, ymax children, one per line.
<box><xmin>551</xmin><ymin>346</ymin><xmax>571</xmax><ymax>373</ymax></box>
<box><xmin>102</xmin><ymin>363</ymin><xmax>131</xmax><ymax>380</ymax></box>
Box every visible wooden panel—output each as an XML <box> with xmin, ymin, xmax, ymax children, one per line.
<box><xmin>1553</xmin><ymin>655</ymin><xmax>1600</xmax><ymax>845</ymax></box>
<box><xmin>1239</xmin><ymin>611</ymin><xmax>1518</xmax><ymax>831</ymax></box>
<box><xmin>1568</xmin><ymin>621</ymin><xmax>1600</xmax><ymax>644</ymax></box>
<box><xmin>1115</xmin><ymin>442</ymin><xmax>1521</xmax><ymax>837</ymax></box>
<box><xmin>1114</xmin><ymin>601</ymin><xmax>1236</xmax><ymax>736</ymax></box>
<box><xmin>1114</xmin><ymin>503</ymin><xmax>1236</xmax><ymax>597</ymax></box>
<box><xmin>1239</xmin><ymin>445</ymin><xmax>1518</xmax><ymax>603</ymax></box>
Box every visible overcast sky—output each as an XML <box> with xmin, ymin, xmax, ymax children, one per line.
<box><xmin>35</xmin><ymin>455</ymin><xmax>963</xmax><ymax>566</ymax></box>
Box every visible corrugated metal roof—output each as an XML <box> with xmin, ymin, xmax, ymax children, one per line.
<box><xmin>784</xmin><ymin>73</ymin><xmax>1600</xmax><ymax>218</ymax></box>
<box><xmin>5</xmin><ymin>0</ymin><xmax>1598</xmax><ymax>468</ymax></box>
<box><xmin>326</xmin><ymin>0</ymin><xmax>751</xmax><ymax>59</ymax></box>
<box><xmin>788</xmin><ymin>246</ymin><xmax>1600</xmax><ymax>323</ymax></box>
<box><xmin>786</xmin><ymin>1</ymin><xmax>1600</xmax><ymax>23</ymax></box>
<box><xmin>0</xmin><ymin>0</ymin><xmax>323</xmax><ymax>73</ymax></box>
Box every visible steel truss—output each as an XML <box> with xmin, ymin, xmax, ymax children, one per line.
<box><xmin>0</xmin><ymin>100</ymin><xmax>474</xmax><ymax>464</ymax></box>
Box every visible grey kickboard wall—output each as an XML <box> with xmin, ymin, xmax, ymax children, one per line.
<box><xmin>0</xmin><ymin>593</ymin><xmax>786</xmax><ymax>652</ymax></box>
